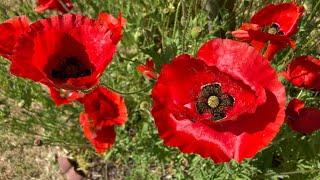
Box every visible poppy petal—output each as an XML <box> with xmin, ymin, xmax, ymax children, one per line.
<box><xmin>232</xmin><ymin>3</ymin><xmax>303</xmax><ymax>61</ymax></box>
<box><xmin>10</xmin><ymin>14</ymin><xmax>120</xmax><ymax>90</ymax></box>
<box><xmin>283</xmin><ymin>56</ymin><xmax>320</xmax><ymax>91</ymax></box>
<box><xmin>36</xmin><ymin>0</ymin><xmax>73</xmax><ymax>13</ymax></box>
<box><xmin>286</xmin><ymin>99</ymin><xmax>320</xmax><ymax>134</ymax></box>
<box><xmin>79</xmin><ymin>113</ymin><xmax>116</xmax><ymax>153</ymax></box>
<box><xmin>79</xmin><ymin>86</ymin><xmax>127</xmax><ymax>127</ymax></box>
<box><xmin>152</xmin><ymin>38</ymin><xmax>285</xmax><ymax>163</ymax></box>
<box><xmin>97</xmin><ymin>13</ymin><xmax>126</xmax><ymax>44</ymax></box>
<box><xmin>251</xmin><ymin>3</ymin><xmax>304</xmax><ymax>36</ymax></box>
<box><xmin>0</xmin><ymin>16</ymin><xmax>30</xmax><ymax>59</ymax></box>
<box><xmin>136</xmin><ymin>59</ymin><xmax>158</xmax><ymax>79</ymax></box>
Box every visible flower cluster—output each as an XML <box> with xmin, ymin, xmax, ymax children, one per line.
<box><xmin>0</xmin><ymin>1</ymin><xmax>319</xmax><ymax>164</ymax></box>
<box><xmin>0</xmin><ymin>12</ymin><xmax>127</xmax><ymax>153</ymax></box>
<box><xmin>151</xmin><ymin>39</ymin><xmax>286</xmax><ymax>163</ymax></box>
<box><xmin>150</xmin><ymin>2</ymin><xmax>320</xmax><ymax>163</ymax></box>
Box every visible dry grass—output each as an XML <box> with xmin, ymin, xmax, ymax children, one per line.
<box><xmin>0</xmin><ymin>133</ymin><xmax>64</xmax><ymax>180</ymax></box>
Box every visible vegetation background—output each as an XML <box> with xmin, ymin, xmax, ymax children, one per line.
<box><xmin>0</xmin><ymin>0</ymin><xmax>319</xmax><ymax>179</ymax></box>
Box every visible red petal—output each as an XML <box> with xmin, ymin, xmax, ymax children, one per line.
<box><xmin>284</xmin><ymin>56</ymin><xmax>320</xmax><ymax>91</ymax></box>
<box><xmin>153</xmin><ymin>54</ymin><xmax>259</xmax><ymax>121</ymax></box>
<box><xmin>97</xmin><ymin>13</ymin><xmax>126</xmax><ymax>44</ymax></box>
<box><xmin>49</xmin><ymin>87</ymin><xmax>84</xmax><ymax>106</ymax></box>
<box><xmin>263</xmin><ymin>43</ymin><xmax>285</xmax><ymax>61</ymax></box>
<box><xmin>286</xmin><ymin>99</ymin><xmax>320</xmax><ymax>134</ymax></box>
<box><xmin>152</xmin><ymin>38</ymin><xmax>285</xmax><ymax>163</ymax></box>
<box><xmin>251</xmin><ymin>3</ymin><xmax>304</xmax><ymax>36</ymax></box>
<box><xmin>0</xmin><ymin>16</ymin><xmax>30</xmax><ymax>59</ymax></box>
<box><xmin>10</xmin><ymin>14</ymin><xmax>118</xmax><ymax>90</ymax></box>
<box><xmin>231</xmin><ymin>30</ymin><xmax>251</xmax><ymax>42</ymax></box>
<box><xmin>80</xmin><ymin>113</ymin><xmax>116</xmax><ymax>153</ymax></box>
<box><xmin>250</xmin><ymin>40</ymin><xmax>265</xmax><ymax>52</ymax></box>
<box><xmin>36</xmin><ymin>0</ymin><xmax>73</xmax><ymax>13</ymax></box>
<box><xmin>136</xmin><ymin>59</ymin><xmax>158</xmax><ymax>79</ymax></box>
<box><xmin>79</xmin><ymin>86</ymin><xmax>127</xmax><ymax>127</ymax></box>
<box><xmin>197</xmin><ymin>38</ymin><xmax>270</xmax><ymax>105</ymax></box>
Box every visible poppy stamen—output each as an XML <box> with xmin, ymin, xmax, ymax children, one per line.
<box><xmin>196</xmin><ymin>83</ymin><xmax>234</xmax><ymax>121</ymax></box>
<box><xmin>264</xmin><ymin>23</ymin><xmax>284</xmax><ymax>35</ymax></box>
<box><xmin>208</xmin><ymin>95</ymin><xmax>219</xmax><ymax>108</ymax></box>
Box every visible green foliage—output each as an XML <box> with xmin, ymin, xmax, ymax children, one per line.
<box><xmin>0</xmin><ymin>0</ymin><xmax>319</xmax><ymax>179</ymax></box>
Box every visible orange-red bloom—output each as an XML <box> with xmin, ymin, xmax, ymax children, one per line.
<box><xmin>79</xmin><ymin>87</ymin><xmax>127</xmax><ymax>127</ymax></box>
<box><xmin>36</xmin><ymin>0</ymin><xmax>73</xmax><ymax>13</ymax></box>
<box><xmin>286</xmin><ymin>99</ymin><xmax>320</xmax><ymax>134</ymax></box>
<box><xmin>78</xmin><ymin>86</ymin><xmax>127</xmax><ymax>153</ymax></box>
<box><xmin>0</xmin><ymin>16</ymin><xmax>30</xmax><ymax>59</ymax></box>
<box><xmin>80</xmin><ymin>113</ymin><xmax>116</xmax><ymax>153</ymax></box>
<box><xmin>136</xmin><ymin>59</ymin><xmax>158</xmax><ymax>79</ymax></box>
<box><xmin>282</xmin><ymin>56</ymin><xmax>320</xmax><ymax>91</ymax></box>
<box><xmin>152</xmin><ymin>39</ymin><xmax>286</xmax><ymax>163</ymax></box>
<box><xmin>0</xmin><ymin>13</ymin><xmax>125</xmax><ymax>106</ymax></box>
<box><xmin>232</xmin><ymin>3</ymin><xmax>304</xmax><ymax>61</ymax></box>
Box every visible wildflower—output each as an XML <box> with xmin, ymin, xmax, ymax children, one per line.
<box><xmin>80</xmin><ymin>112</ymin><xmax>116</xmax><ymax>153</ymax></box>
<box><xmin>282</xmin><ymin>56</ymin><xmax>320</xmax><ymax>91</ymax></box>
<box><xmin>136</xmin><ymin>59</ymin><xmax>158</xmax><ymax>79</ymax></box>
<box><xmin>0</xmin><ymin>16</ymin><xmax>30</xmax><ymax>59</ymax></box>
<box><xmin>232</xmin><ymin>3</ymin><xmax>304</xmax><ymax>61</ymax></box>
<box><xmin>78</xmin><ymin>86</ymin><xmax>127</xmax><ymax>153</ymax></box>
<box><xmin>0</xmin><ymin>13</ymin><xmax>125</xmax><ymax>105</ymax></box>
<box><xmin>286</xmin><ymin>98</ymin><xmax>320</xmax><ymax>134</ymax></box>
<box><xmin>79</xmin><ymin>87</ymin><xmax>127</xmax><ymax>127</ymax></box>
<box><xmin>36</xmin><ymin>0</ymin><xmax>73</xmax><ymax>13</ymax></box>
<box><xmin>151</xmin><ymin>38</ymin><xmax>286</xmax><ymax>163</ymax></box>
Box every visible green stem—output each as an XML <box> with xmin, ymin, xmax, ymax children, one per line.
<box><xmin>306</xmin><ymin>0</ymin><xmax>320</xmax><ymax>22</ymax></box>
<box><xmin>104</xmin><ymin>84</ymin><xmax>152</xmax><ymax>95</ymax></box>
<box><xmin>296</xmin><ymin>90</ymin><xmax>304</xmax><ymax>99</ymax></box>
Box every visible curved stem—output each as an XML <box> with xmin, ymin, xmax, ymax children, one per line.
<box><xmin>104</xmin><ymin>84</ymin><xmax>152</xmax><ymax>95</ymax></box>
<box><xmin>117</xmin><ymin>52</ymin><xmax>144</xmax><ymax>65</ymax></box>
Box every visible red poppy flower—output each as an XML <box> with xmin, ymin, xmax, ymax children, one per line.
<box><xmin>79</xmin><ymin>112</ymin><xmax>116</xmax><ymax>153</ymax></box>
<box><xmin>79</xmin><ymin>86</ymin><xmax>127</xmax><ymax>127</ymax></box>
<box><xmin>136</xmin><ymin>59</ymin><xmax>158</xmax><ymax>79</ymax></box>
<box><xmin>0</xmin><ymin>13</ymin><xmax>125</xmax><ymax>105</ymax></box>
<box><xmin>286</xmin><ymin>98</ymin><xmax>320</xmax><ymax>134</ymax></box>
<box><xmin>36</xmin><ymin>0</ymin><xmax>73</xmax><ymax>13</ymax></box>
<box><xmin>232</xmin><ymin>3</ymin><xmax>304</xmax><ymax>61</ymax></box>
<box><xmin>0</xmin><ymin>16</ymin><xmax>30</xmax><ymax>59</ymax></box>
<box><xmin>282</xmin><ymin>56</ymin><xmax>320</xmax><ymax>91</ymax></box>
<box><xmin>151</xmin><ymin>38</ymin><xmax>286</xmax><ymax>163</ymax></box>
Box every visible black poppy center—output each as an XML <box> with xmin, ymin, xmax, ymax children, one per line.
<box><xmin>196</xmin><ymin>83</ymin><xmax>234</xmax><ymax>121</ymax></box>
<box><xmin>263</xmin><ymin>23</ymin><xmax>284</xmax><ymax>35</ymax></box>
<box><xmin>50</xmin><ymin>57</ymin><xmax>92</xmax><ymax>80</ymax></box>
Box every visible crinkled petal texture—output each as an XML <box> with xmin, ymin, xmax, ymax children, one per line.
<box><xmin>286</xmin><ymin>99</ymin><xmax>320</xmax><ymax>134</ymax></box>
<box><xmin>8</xmin><ymin>13</ymin><xmax>124</xmax><ymax>105</ymax></box>
<box><xmin>232</xmin><ymin>3</ymin><xmax>303</xmax><ymax>61</ymax></box>
<box><xmin>80</xmin><ymin>113</ymin><xmax>116</xmax><ymax>153</ymax></box>
<box><xmin>36</xmin><ymin>0</ymin><xmax>73</xmax><ymax>13</ymax></box>
<box><xmin>79</xmin><ymin>87</ymin><xmax>127</xmax><ymax>127</ymax></box>
<box><xmin>152</xmin><ymin>39</ymin><xmax>285</xmax><ymax>163</ymax></box>
<box><xmin>0</xmin><ymin>16</ymin><xmax>30</xmax><ymax>59</ymax></box>
<box><xmin>251</xmin><ymin>3</ymin><xmax>304</xmax><ymax>36</ymax></box>
<box><xmin>284</xmin><ymin>56</ymin><xmax>320</xmax><ymax>91</ymax></box>
<box><xmin>97</xmin><ymin>13</ymin><xmax>126</xmax><ymax>44</ymax></box>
